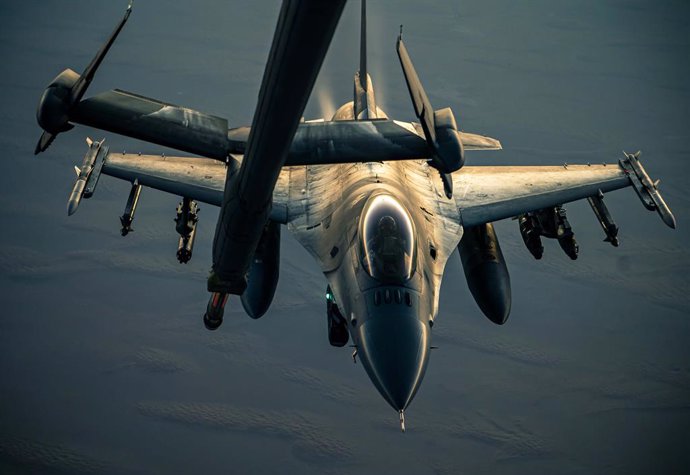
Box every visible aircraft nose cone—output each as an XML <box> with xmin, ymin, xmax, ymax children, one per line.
<box><xmin>357</xmin><ymin>314</ymin><xmax>430</xmax><ymax>411</ymax></box>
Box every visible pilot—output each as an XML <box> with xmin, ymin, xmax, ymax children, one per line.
<box><xmin>370</xmin><ymin>215</ymin><xmax>407</xmax><ymax>276</ymax></box>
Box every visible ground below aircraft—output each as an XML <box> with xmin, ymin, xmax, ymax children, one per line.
<box><xmin>33</xmin><ymin>1</ymin><xmax>675</xmax><ymax>430</ymax></box>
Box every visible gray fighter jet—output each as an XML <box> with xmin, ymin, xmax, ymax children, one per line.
<box><xmin>34</xmin><ymin>1</ymin><xmax>675</xmax><ymax>431</ymax></box>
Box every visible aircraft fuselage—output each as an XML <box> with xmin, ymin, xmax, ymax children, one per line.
<box><xmin>289</xmin><ymin>101</ymin><xmax>463</xmax><ymax>412</ymax></box>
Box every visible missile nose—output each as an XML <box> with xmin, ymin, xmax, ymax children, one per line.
<box><xmin>357</xmin><ymin>314</ymin><xmax>430</xmax><ymax>411</ymax></box>
<box><xmin>67</xmin><ymin>199</ymin><xmax>79</xmax><ymax>216</ymax></box>
<box><xmin>67</xmin><ymin>179</ymin><xmax>86</xmax><ymax>216</ymax></box>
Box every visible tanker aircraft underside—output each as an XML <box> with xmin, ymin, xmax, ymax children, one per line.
<box><xmin>34</xmin><ymin>1</ymin><xmax>675</xmax><ymax>430</ymax></box>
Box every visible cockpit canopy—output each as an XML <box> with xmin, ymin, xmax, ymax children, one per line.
<box><xmin>360</xmin><ymin>195</ymin><xmax>416</xmax><ymax>282</ymax></box>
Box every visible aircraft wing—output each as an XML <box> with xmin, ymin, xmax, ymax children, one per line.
<box><xmin>101</xmin><ymin>153</ymin><xmax>291</xmax><ymax>224</ymax></box>
<box><xmin>454</xmin><ymin>158</ymin><xmax>674</xmax><ymax>228</ymax></box>
<box><xmin>72</xmin><ymin>92</ymin><xmax>500</xmax><ymax>163</ymax></box>
<box><xmin>72</xmin><ymin>90</ymin><xmax>231</xmax><ymax>160</ymax></box>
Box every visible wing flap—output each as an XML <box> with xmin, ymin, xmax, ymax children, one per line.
<box><xmin>454</xmin><ymin>164</ymin><xmax>630</xmax><ymax>227</ymax></box>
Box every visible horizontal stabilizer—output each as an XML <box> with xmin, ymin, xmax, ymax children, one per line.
<box><xmin>72</xmin><ymin>89</ymin><xmax>230</xmax><ymax>160</ymax></box>
<box><xmin>230</xmin><ymin>121</ymin><xmax>500</xmax><ymax>164</ymax></box>
<box><xmin>457</xmin><ymin>132</ymin><xmax>502</xmax><ymax>151</ymax></box>
<box><xmin>70</xmin><ymin>89</ymin><xmax>499</xmax><ymax>164</ymax></box>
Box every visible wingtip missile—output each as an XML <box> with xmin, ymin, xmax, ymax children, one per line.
<box><xmin>66</xmin><ymin>139</ymin><xmax>108</xmax><ymax>215</ymax></box>
<box><xmin>657</xmin><ymin>196</ymin><xmax>677</xmax><ymax>229</ymax></box>
<box><xmin>619</xmin><ymin>151</ymin><xmax>676</xmax><ymax>229</ymax></box>
<box><xmin>67</xmin><ymin>179</ymin><xmax>86</xmax><ymax>216</ymax></box>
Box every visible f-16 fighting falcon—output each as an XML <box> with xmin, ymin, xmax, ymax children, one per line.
<box><xmin>34</xmin><ymin>1</ymin><xmax>676</xmax><ymax>431</ymax></box>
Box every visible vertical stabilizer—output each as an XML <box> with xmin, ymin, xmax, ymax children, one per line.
<box><xmin>359</xmin><ymin>0</ymin><xmax>367</xmax><ymax>90</ymax></box>
<box><xmin>354</xmin><ymin>0</ymin><xmax>379</xmax><ymax>119</ymax></box>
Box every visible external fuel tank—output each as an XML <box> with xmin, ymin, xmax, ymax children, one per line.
<box><xmin>241</xmin><ymin>220</ymin><xmax>281</xmax><ymax>319</ymax></box>
<box><xmin>457</xmin><ymin>223</ymin><xmax>511</xmax><ymax>325</ymax></box>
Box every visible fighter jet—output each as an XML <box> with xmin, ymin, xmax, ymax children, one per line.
<box><xmin>34</xmin><ymin>1</ymin><xmax>675</xmax><ymax>431</ymax></box>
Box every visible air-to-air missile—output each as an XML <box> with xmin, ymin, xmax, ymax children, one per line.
<box><xmin>620</xmin><ymin>151</ymin><xmax>676</xmax><ymax>229</ymax></box>
<box><xmin>120</xmin><ymin>180</ymin><xmax>143</xmax><ymax>236</ymax></box>
<box><xmin>587</xmin><ymin>191</ymin><xmax>620</xmax><ymax>246</ymax></box>
<box><xmin>67</xmin><ymin>137</ymin><xmax>108</xmax><ymax>215</ymax></box>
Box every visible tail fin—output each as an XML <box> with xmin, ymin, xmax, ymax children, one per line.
<box><xmin>354</xmin><ymin>0</ymin><xmax>379</xmax><ymax>119</ymax></box>
<box><xmin>359</xmin><ymin>0</ymin><xmax>367</xmax><ymax>90</ymax></box>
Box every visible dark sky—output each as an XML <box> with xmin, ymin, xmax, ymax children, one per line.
<box><xmin>1</xmin><ymin>1</ymin><xmax>688</xmax><ymax>474</ymax></box>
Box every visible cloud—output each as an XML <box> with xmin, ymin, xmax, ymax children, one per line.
<box><xmin>136</xmin><ymin>401</ymin><xmax>353</xmax><ymax>465</ymax></box>
<box><xmin>0</xmin><ymin>437</ymin><xmax>112</xmax><ymax>475</ymax></box>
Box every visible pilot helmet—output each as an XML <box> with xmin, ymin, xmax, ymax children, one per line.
<box><xmin>378</xmin><ymin>215</ymin><xmax>397</xmax><ymax>236</ymax></box>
